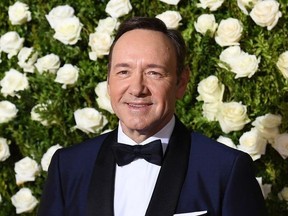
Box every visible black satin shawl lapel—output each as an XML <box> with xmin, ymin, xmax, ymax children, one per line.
<box><xmin>145</xmin><ymin>118</ymin><xmax>191</xmax><ymax>216</ymax></box>
<box><xmin>87</xmin><ymin>129</ymin><xmax>117</xmax><ymax>216</ymax></box>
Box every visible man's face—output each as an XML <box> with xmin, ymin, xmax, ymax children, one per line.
<box><xmin>108</xmin><ymin>29</ymin><xmax>188</xmax><ymax>142</ymax></box>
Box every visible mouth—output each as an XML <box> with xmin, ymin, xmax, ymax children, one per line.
<box><xmin>126</xmin><ymin>102</ymin><xmax>153</xmax><ymax>109</ymax></box>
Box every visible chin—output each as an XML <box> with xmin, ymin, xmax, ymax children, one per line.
<box><xmin>121</xmin><ymin>117</ymin><xmax>150</xmax><ymax>130</ymax></box>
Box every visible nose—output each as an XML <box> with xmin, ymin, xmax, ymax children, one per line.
<box><xmin>129</xmin><ymin>72</ymin><xmax>148</xmax><ymax>97</ymax></box>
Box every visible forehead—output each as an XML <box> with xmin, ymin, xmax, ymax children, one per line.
<box><xmin>111</xmin><ymin>29</ymin><xmax>176</xmax><ymax>62</ymax></box>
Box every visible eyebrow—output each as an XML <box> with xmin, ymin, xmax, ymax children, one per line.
<box><xmin>113</xmin><ymin>63</ymin><xmax>130</xmax><ymax>68</ymax></box>
<box><xmin>113</xmin><ymin>63</ymin><xmax>166</xmax><ymax>70</ymax></box>
<box><xmin>146</xmin><ymin>64</ymin><xmax>166</xmax><ymax>70</ymax></box>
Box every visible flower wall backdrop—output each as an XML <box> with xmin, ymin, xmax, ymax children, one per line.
<box><xmin>0</xmin><ymin>0</ymin><xmax>288</xmax><ymax>215</ymax></box>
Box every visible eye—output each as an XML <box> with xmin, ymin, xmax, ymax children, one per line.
<box><xmin>146</xmin><ymin>70</ymin><xmax>164</xmax><ymax>79</ymax></box>
<box><xmin>116</xmin><ymin>70</ymin><xmax>129</xmax><ymax>77</ymax></box>
<box><xmin>118</xmin><ymin>70</ymin><xmax>128</xmax><ymax>74</ymax></box>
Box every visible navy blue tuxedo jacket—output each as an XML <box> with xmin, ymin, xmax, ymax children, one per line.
<box><xmin>38</xmin><ymin>119</ymin><xmax>267</xmax><ymax>216</ymax></box>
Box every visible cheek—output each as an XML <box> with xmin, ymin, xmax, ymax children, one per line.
<box><xmin>109</xmin><ymin>88</ymin><xmax>120</xmax><ymax>102</ymax></box>
<box><xmin>152</xmin><ymin>86</ymin><xmax>176</xmax><ymax>106</ymax></box>
<box><xmin>108</xmin><ymin>82</ymin><xmax>127</xmax><ymax>104</ymax></box>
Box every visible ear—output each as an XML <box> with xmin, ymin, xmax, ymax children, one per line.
<box><xmin>176</xmin><ymin>66</ymin><xmax>190</xmax><ymax>99</ymax></box>
<box><xmin>107</xmin><ymin>77</ymin><xmax>110</xmax><ymax>96</ymax></box>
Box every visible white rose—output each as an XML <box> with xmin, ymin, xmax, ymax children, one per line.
<box><xmin>34</xmin><ymin>53</ymin><xmax>61</xmax><ymax>74</ymax></box>
<box><xmin>197</xmin><ymin>0</ymin><xmax>225</xmax><ymax>11</ymax></box>
<box><xmin>252</xmin><ymin>113</ymin><xmax>281</xmax><ymax>141</ymax></box>
<box><xmin>0</xmin><ymin>193</ymin><xmax>2</xmax><ymax>203</ymax></box>
<box><xmin>250</xmin><ymin>0</ymin><xmax>282</xmax><ymax>30</ymax></box>
<box><xmin>238</xmin><ymin>128</ymin><xmax>267</xmax><ymax>160</ymax></box>
<box><xmin>14</xmin><ymin>156</ymin><xmax>40</xmax><ymax>185</ymax></box>
<box><xmin>105</xmin><ymin>0</ymin><xmax>132</xmax><ymax>18</ymax></box>
<box><xmin>202</xmin><ymin>102</ymin><xmax>222</xmax><ymax>121</ymax></box>
<box><xmin>11</xmin><ymin>188</ymin><xmax>38</xmax><ymax>214</ymax></box>
<box><xmin>74</xmin><ymin>107</ymin><xmax>108</xmax><ymax>134</ymax></box>
<box><xmin>215</xmin><ymin>18</ymin><xmax>243</xmax><ymax>47</ymax></box>
<box><xmin>230</xmin><ymin>51</ymin><xmax>260</xmax><ymax>78</ymax></box>
<box><xmin>156</xmin><ymin>10</ymin><xmax>182</xmax><ymax>29</ymax></box>
<box><xmin>53</xmin><ymin>16</ymin><xmax>83</xmax><ymax>45</ymax></box>
<box><xmin>8</xmin><ymin>1</ymin><xmax>32</xmax><ymax>25</ymax></box>
<box><xmin>0</xmin><ymin>137</ymin><xmax>10</xmax><ymax>162</ymax></box>
<box><xmin>96</xmin><ymin>17</ymin><xmax>119</xmax><ymax>34</ymax></box>
<box><xmin>30</xmin><ymin>103</ymin><xmax>50</xmax><ymax>126</ymax></box>
<box><xmin>194</xmin><ymin>14</ymin><xmax>218</xmax><ymax>36</ymax></box>
<box><xmin>197</xmin><ymin>75</ymin><xmax>224</xmax><ymax>103</ymax></box>
<box><xmin>217</xmin><ymin>101</ymin><xmax>250</xmax><ymax>134</ymax></box>
<box><xmin>219</xmin><ymin>46</ymin><xmax>245</xmax><ymax>70</ymax></box>
<box><xmin>55</xmin><ymin>64</ymin><xmax>79</xmax><ymax>88</ymax></box>
<box><xmin>0</xmin><ymin>68</ymin><xmax>29</xmax><ymax>97</ymax></box>
<box><xmin>17</xmin><ymin>47</ymin><xmax>38</xmax><ymax>73</ymax></box>
<box><xmin>237</xmin><ymin>0</ymin><xmax>260</xmax><ymax>15</ymax></box>
<box><xmin>272</xmin><ymin>133</ymin><xmax>288</xmax><ymax>159</ymax></box>
<box><xmin>0</xmin><ymin>100</ymin><xmax>18</xmax><ymax>124</ymax></box>
<box><xmin>45</xmin><ymin>5</ymin><xmax>75</xmax><ymax>29</ymax></box>
<box><xmin>278</xmin><ymin>187</ymin><xmax>288</xmax><ymax>202</ymax></box>
<box><xmin>219</xmin><ymin>45</ymin><xmax>243</xmax><ymax>67</ymax></box>
<box><xmin>276</xmin><ymin>51</ymin><xmax>288</xmax><ymax>79</ymax></box>
<box><xmin>41</xmin><ymin>144</ymin><xmax>62</xmax><ymax>171</ymax></box>
<box><xmin>159</xmin><ymin>0</ymin><xmax>181</xmax><ymax>5</ymax></box>
<box><xmin>88</xmin><ymin>31</ymin><xmax>114</xmax><ymax>61</ymax></box>
<box><xmin>0</xmin><ymin>31</ymin><xmax>24</xmax><ymax>59</ymax></box>
<box><xmin>256</xmin><ymin>177</ymin><xmax>272</xmax><ymax>199</ymax></box>
<box><xmin>217</xmin><ymin>135</ymin><xmax>237</xmax><ymax>149</ymax></box>
<box><xmin>219</xmin><ymin>46</ymin><xmax>260</xmax><ymax>78</ymax></box>
<box><xmin>95</xmin><ymin>81</ymin><xmax>114</xmax><ymax>114</ymax></box>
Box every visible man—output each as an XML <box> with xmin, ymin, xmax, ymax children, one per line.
<box><xmin>38</xmin><ymin>17</ymin><xmax>267</xmax><ymax>216</ymax></box>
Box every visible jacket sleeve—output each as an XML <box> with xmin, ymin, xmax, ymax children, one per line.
<box><xmin>222</xmin><ymin>153</ymin><xmax>268</xmax><ymax>216</ymax></box>
<box><xmin>37</xmin><ymin>150</ymin><xmax>65</xmax><ymax>216</ymax></box>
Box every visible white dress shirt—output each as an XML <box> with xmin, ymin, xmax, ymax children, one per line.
<box><xmin>114</xmin><ymin>116</ymin><xmax>175</xmax><ymax>216</ymax></box>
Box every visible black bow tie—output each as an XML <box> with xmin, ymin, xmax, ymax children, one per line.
<box><xmin>111</xmin><ymin>140</ymin><xmax>163</xmax><ymax>166</ymax></box>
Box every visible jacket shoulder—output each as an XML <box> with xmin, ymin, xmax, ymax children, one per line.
<box><xmin>190</xmin><ymin>131</ymin><xmax>251</xmax><ymax>165</ymax></box>
<box><xmin>60</xmin><ymin>132</ymin><xmax>109</xmax><ymax>154</ymax></box>
<box><xmin>53</xmin><ymin>132</ymin><xmax>111</xmax><ymax>169</ymax></box>
<box><xmin>191</xmin><ymin>132</ymin><xmax>243</xmax><ymax>154</ymax></box>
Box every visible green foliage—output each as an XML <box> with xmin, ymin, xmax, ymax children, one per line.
<box><xmin>0</xmin><ymin>0</ymin><xmax>287</xmax><ymax>215</ymax></box>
